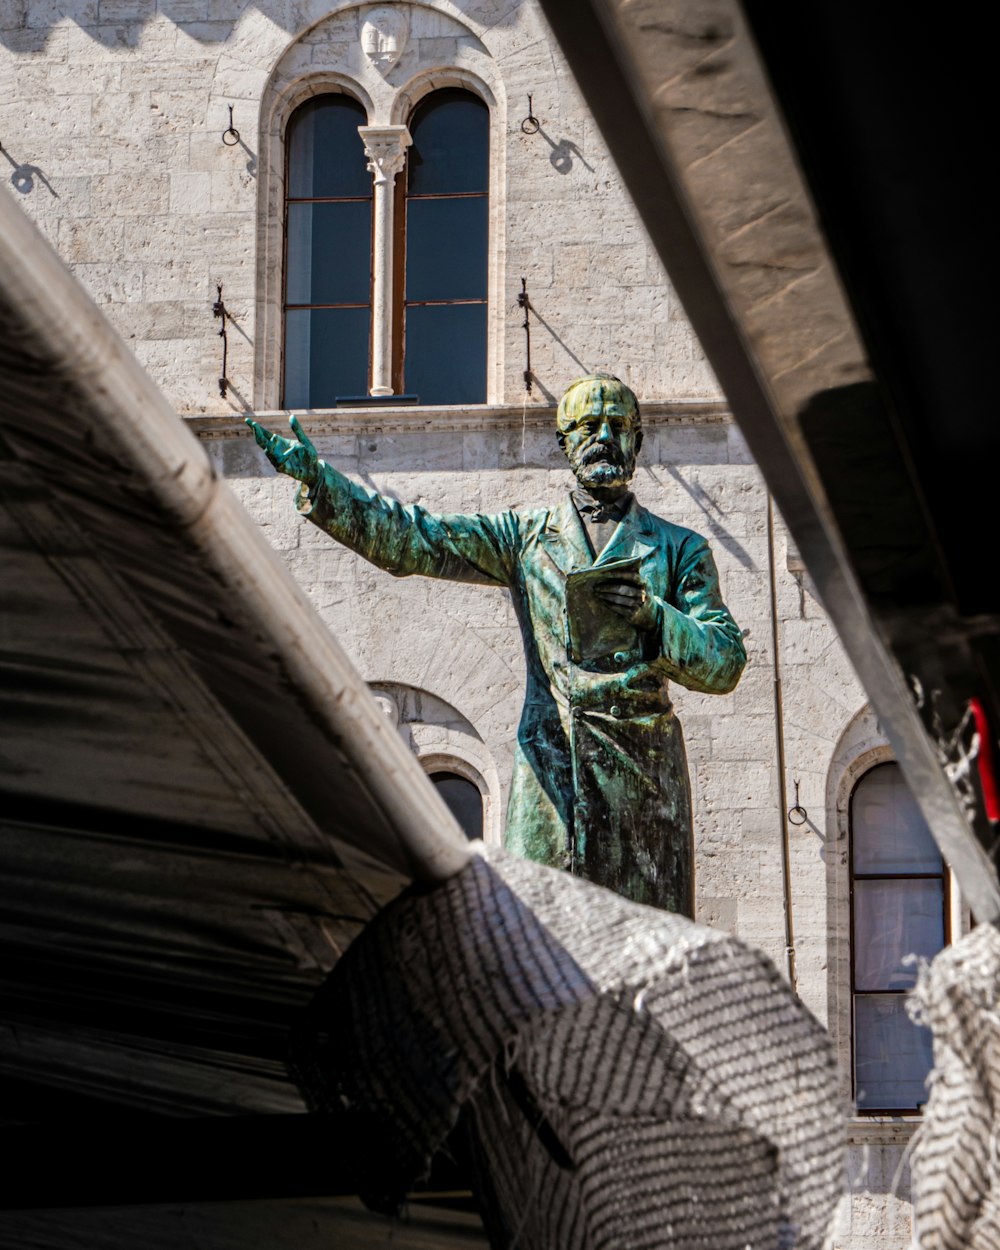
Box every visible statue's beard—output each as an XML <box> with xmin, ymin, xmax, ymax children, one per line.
<box><xmin>571</xmin><ymin>446</ymin><xmax>635</xmax><ymax>490</ymax></box>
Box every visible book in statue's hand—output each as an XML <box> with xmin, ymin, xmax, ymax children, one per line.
<box><xmin>565</xmin><ymin>556</ymin><xmax>644</xmax><ymax>663</ymax></box>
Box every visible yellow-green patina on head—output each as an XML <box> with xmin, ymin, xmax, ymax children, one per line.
<box><xmin>556</xmin><ymin>372</ymin><xmax>643</xmax><ymax>492</ymax></box>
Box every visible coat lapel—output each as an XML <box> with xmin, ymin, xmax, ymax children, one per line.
<box><xmin>537</xmin><ymin>497</ymin><xmax>595</xmax><ymax>575</ymax></box>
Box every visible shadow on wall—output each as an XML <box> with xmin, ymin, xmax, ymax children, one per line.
<box><xmin>1</xmin><ymin>143</ymin><xmax>57</xmax><ymax>197</ymax></box>
<box><xmin>531</xmin><ymin>125</ymin><xmax>595</xmax><ymax>175</ymax></box>
<box><xmin>663</xmin><ymin>464</ymin><xmax>756</xmax><ymax>571</ymax></box>
<box><xmin>0</xmin><ymin>0</ymin><xmax>524</xmax><ymax>49</ymax></box>
<box><xmin>515</xmin><ymin>291</ymin><xmax>596</xmax><ymax>404</ymax></box>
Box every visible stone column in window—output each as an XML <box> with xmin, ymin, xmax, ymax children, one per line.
<box><xmin>359</xmin><ymin>125</ymin><xmax>411</xmax><ymax>396</ymax></box>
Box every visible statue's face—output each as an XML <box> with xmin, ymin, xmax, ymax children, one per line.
<box><xmin>557</xmin><ymin>384</ymin><xmax>642</xmax><ymax>490</ymax></box>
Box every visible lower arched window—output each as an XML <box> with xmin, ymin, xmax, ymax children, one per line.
<box><xmin>430</xmin><ymin>771</ymin><xmax>484</xmax><ymax>842</ymax></box>
<box><xmin>850</xmin><ymin>761</ymin><xmax>949</xmax><ymax>1112</ymax></box>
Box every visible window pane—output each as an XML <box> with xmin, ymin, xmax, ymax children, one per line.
<box><xmin>404</xmin><ymin>304</ymin><xmax>487</xmax><ymax>405</ymax></box>
<box><xmin>406</xmin><ymin>197</ymin><xmax>488</xmax><ymax>302</ymax></box>
<box><xmin>853</xmin><ymin>763</ymin><xmax>941</xmax><ymax>873</ymax></box>
<box><xmin>287</xmin><ymin>95</ymin><xmax>370</xmax><ymax>199</ymax></box>
<box><xmin>855</xmin><ymin>994</ymin><xmax>934</xmax><ymax>1111</ymax></box>
<box><xmin>431</xmin><ymin>773</ymin><xmax>483</xmax><ymax>841</ymax></box>
<box><xmin>286</xmin><ymin>202</ymin><xmax>372</xmax><ymax>306</ymax></box>
<box><xmin>284</xmin><ymin>307</ymin><xmax>370</xmax><ymax>408</ymax></box>
<box><xmin>408</xmin><ymin>90</ymin><xmax>489</xmax><ymax>195</ymax></box>
<box><xmin>853</xmin><ymin>879</ymin><xmax>945</xmax><ymax>991</ymax></box>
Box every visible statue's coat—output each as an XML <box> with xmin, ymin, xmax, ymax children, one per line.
<box><xmin>302</xmin><ymin>466</ymin><xmax>746</xmax><ymax>915</ymax></box>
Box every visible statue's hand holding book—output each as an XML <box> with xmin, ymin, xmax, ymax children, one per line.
<box><xmin>566</xmin><ymin>556</ymin><xmax>652</xmax><ymax>662</ymax></box>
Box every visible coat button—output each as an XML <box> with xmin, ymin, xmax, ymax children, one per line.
<box><xmin>613</xmin><ymin>651</ymin><xmax>628</xmax><ymax>665</ymax></box>
<box><xmin>610</xmin><ymin>704</ymin><xmax>623</xmax><ymax>718</ymax></box>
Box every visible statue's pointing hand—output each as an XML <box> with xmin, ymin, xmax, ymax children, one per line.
<box><xmin>246</xmin><ymin>415</ymin><xmax>320</xmax><ymax>487</ymax></box>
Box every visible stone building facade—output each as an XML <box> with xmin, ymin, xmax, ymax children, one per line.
<box><xmin>2</xmin><ymin>0</ymin><xmax>954</xmax><ymax>1243</ymax></box>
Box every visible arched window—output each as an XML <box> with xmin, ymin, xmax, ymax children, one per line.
<box><xmin>280</xmin><ymin>87</ymin><xmax>489</xmax><ymax>409</ymax></box>
<box><xmin>283</xmin><ymin>94</ymin><xmax>372</xmax><ymax>407</ymax></box>
<box><xmin>431</xmin><ymin>771</ymin><xmax>484</xmax><ymax>841</ymax></box>
<box><xmin>396</xmin><ymin>88</ymin><xmax>489</xmax><ymax>404</ymax></box>
<box><xmin>850</xmin><ymin>761</ymin><xmax>948</xmax><ymax>1112</ymax></box>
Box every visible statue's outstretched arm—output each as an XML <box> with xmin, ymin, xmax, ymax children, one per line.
<box><xmin>248</xmin><ymin>417</ymin><xmax>516</xmax><ymax>588</ymax></box>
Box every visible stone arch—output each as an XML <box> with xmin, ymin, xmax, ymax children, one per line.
<box><xmin>249</xmin><ymin>0</ymin><xmax>507</xmax><ymax>407</ymax></box>
<box><xmin>369</xmin><ymin>681</ymin><xmax>502</xmax><ymax>844</ymax></box>
<box><xmin>391</xmin><ymin>65</ymin><xmax>498</xmax><ymax>122</ymax></box>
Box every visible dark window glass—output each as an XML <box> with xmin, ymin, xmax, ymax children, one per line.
<box><xmin>850</xmin><ymin>762</ymin><xmax>947</xmax><ymax>1113</ymax></box>
<box><xmin>283</xmin><ymin>94</ymin><xmax>371</xmax><ymax>407</ymax></box>
<box><xmin>400</xmin><ymin>89</ymin><xmax>489</xmax><ymax>405</ymax></box>
<box><xmin>287</xmin><ymin>95</ymin><xmax>371</xmax><ymax>199</ymax></box>
<box><xmin>407</xmin><ymin>90</ymin><xmax>489</xmax><ymax>195</ymax></box>
<box><xmin>286</xmin><ymin>202</ymin><xmax>372</xmax><ymax>306</ymax></box>
<box><xmin>284</xmin><ymin>308</ymin><xmax>370</xmax><ymax>409</ymax></box>
<box><xmin>404</xmin><ymin>305</ymin><xmax>487</xmax><ymax>406</ymax></box>
<box><xmin>431</xmin><ymin>772</ymin><xmax>483</xmax><ymax>841</ymax></box>
<box><xmin>406</xmin><ymin>198</ymin><xmax>488</xmax><ymax>302</ymax></box>
<box><xmin>282</xmin><ymin>90</ymin><xmax>490</xmax><ymax>408</ymax></box>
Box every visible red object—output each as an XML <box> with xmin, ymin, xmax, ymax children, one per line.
<box><xmin>971</xmin><ymin>697</ymin><xmax>1000</xmax><ymax>822</ymax></box>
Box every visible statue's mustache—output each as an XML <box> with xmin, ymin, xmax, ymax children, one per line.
<box><xmin>580</xmin><ymin>442</ymin><xmax>624</xmax><ymax>466</ymax></box>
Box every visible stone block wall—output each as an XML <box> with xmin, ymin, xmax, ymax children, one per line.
<box><xmin>1</xmin><ymin>0</ymin><xmax>715</xmax><ymax>412</ymax></box>
<box><xmin>2</xmin><ymin>0</ymin><xmax>921</xmax><ymax>1242</ymax></box>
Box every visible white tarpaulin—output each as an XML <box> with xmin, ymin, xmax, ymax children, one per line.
<box><xmin>911</xmin><ymin>922</ymin><xmax>1000</xmax><ymax>1249</ymax></box>
<box><xmin>293</xmin><ymin>847</ymin><xmax>843</xmax><ymax>1249</ymax></box>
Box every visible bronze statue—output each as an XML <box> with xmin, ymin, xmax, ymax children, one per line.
<box><xmin>249</xmin><ymin>374</ymin><xmax>745</xmax><ymax>915</ymax></box>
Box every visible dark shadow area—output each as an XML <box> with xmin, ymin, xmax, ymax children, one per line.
<box><xmin>799</xmin><ymin>382</ymin><xmax>1000</xmax><ymax>872</ymax></box>
<box><xmin>534</xmin><ymin>125</ymin><xmax>594</xmax><ymax>175</ymax></box>
<box><xmin>239</xmin><ymin>136</ymin><xmax>258</xmax><ymax>177</ymax></box>
<box><xmin>1</xmin><ymin>10</ymin><xmax>237</xmax><ymax>50</ymax></box>
<box><xmin>1</xmin><ymin>144</ymin><xmax>57</xmax><ymax>197</ymax></box>
<box><xmin>222</xmin><ymin>308</ymin><xmax>253</xmax><ymax>346</ymax></box>
<box><xmin>1</xmin><ymin>1112</ymin><xmax>473</xmax><ymax>1209</ymax></box>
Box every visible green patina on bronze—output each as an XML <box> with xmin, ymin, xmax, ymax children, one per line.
<box><xmin>248</xmin><ymin>375</ymin><xmax>745</xmax><ymax>915</ymax></box>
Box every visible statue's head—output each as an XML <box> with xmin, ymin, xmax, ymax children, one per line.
<box><xmin>556</xmin><ymin>373</ymin><xmax>643</xmax><ymax>491</ymax></box>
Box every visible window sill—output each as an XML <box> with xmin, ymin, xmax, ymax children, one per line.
<box><xmin>182</xmin><ymin>399</ymin><xmax>731</xmax><ymax>438</ymax></box>
<box><xmin>847</xmin><ymin>1115</ymin><xmax>921</xmax><ymax>1146</ymax></box>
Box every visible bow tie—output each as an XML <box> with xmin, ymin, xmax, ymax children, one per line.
<box><xmin>573</xmin><ymin>492</ymin><xmax>631</xmax><ymax>525</ymax></box>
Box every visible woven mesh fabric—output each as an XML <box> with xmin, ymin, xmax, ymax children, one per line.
<box><xmin>292</xmin><ymin>847</ymin><xmax>842</xmax><ymax>1248</ymax></box>
<box><xmin>910</xmin><ymin>922</ymin><xmax>1000</xmax><ymax>1250</ymax></box>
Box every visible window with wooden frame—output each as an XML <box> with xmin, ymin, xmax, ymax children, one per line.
<box><xmin>393</xmin><ymin>88</ymin><xmax>489</xmax><ymax>405</ymax></box>
<box><xmin>281</xmin><ymin>87</ymin><xmax>489</xmax><ymax>409</ymax></box>
<box><xmin>850</xmin><ymin>761</ymin><xmax>949</xmax><ymax>1113</ymax></box>
<box><xmin>282</xmin><ymin>93</ymin><xmax>372</xmax><ymax>408</ymax></box>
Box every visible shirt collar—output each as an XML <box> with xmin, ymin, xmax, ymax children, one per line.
<box><xmin>571</xmin><ymin>488</ymin><xmax>633</xmax><ymax>524</ymax></box>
